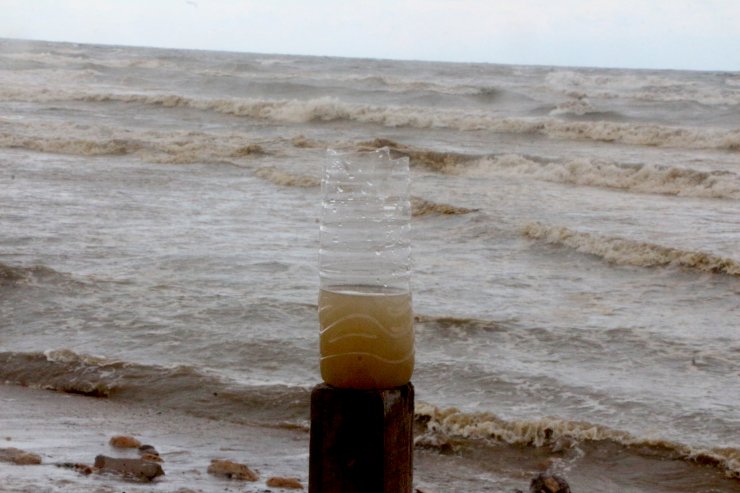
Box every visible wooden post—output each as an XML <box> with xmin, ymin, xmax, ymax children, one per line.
<box><xmin>309</xmin><ymin>383</ymin><xmax>414</xmax><ymax>493</ymax></box>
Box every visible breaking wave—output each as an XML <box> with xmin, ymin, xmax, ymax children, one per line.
<box><xmin>230</xmin><ymin>71</ymin><xmax>503</xmax><ymax>97</ymax></box>
<box><xmin>522</xmin><ymin>222</ymin><xmax>740</xmax><ymax>277</ymax></box>
<box><xmin>548</xmin><ymin>94</ymin><xmax>602</xmax><ymax>117</ymax></box>
<box><xmin>249</xmin><ymin>163</ymin><xmax>475</xmax><ymax>217</ymax></box>
<box><xmin>4</xmin><ymin>118</ymin><xmax>736</xmax><ymax>200</ymax></box>
<box><xmin>545</xmin><ymin>70</ymin><xmax>740</xmax><ymax>106</ymax></box>
<box><xmin>0</xmin><ymin>350</ymin><xmax>310</xmax><ymax>425</ymax></box>
<box><xmin>253</xmin><ymin>166</ymin><xmax>320</xmax><ymax>188</ymax></box>
<box><xmin>4</xmin><ymin>87</ymin><xmax>739</xmax><ymax>151</ymax></box>
<box><xmin>414</xmin><ymin>402</ymin><xmax>740</xmax><ymax>479</ymax></box>
<box><xmin>0</xmin><ymin>132</ymin><xmax>135</xmax><ymax>156</ymax></box>
<box><xmin>356</xmin><ymin>138</ymin><xmax>474</xmax><ymax>173</ymax></box>
<box><xmin>353</xmin><ymin>138</ymin><xmax>497</xmax><ymax>175</ymax></box>
<box><xmin>467</xmin><ymin>154</ymin><xmax>740</xmax><ymax>199</ymax></box>
<box><xmin>0</xmin><ymin>261</ymin><xmax>75</xmax><ymax>286</ymax></box>
<box><xmin>411</xmin><ymin>197</ymin><xmax>478</xmax><ymax>217</ymax></box>
<box><xmin>356</xmin><ymin>140</ymin><xmax>740</xmax><ymax>199</ymax></box>
<box><xmin>0</xmin><ymin>126</ymin><xmax>267</xmax><ymax>164</ymax></box>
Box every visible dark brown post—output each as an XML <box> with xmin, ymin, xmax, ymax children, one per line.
<box><xmin>309</xmin><ymin>383</ymin><xmax>414</xmax><ymax>493</ymax></box>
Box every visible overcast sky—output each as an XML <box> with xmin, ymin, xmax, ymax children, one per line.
<box><xmin>2</xmin><ymin>0</ymin><xmax>739</xmax><ymax>71</ymax></box>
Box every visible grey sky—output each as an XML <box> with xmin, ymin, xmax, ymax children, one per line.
<box><xmin>2</xmin><ymin>0</ymin><xmax>739</xmax><ymax>71</ymax></box>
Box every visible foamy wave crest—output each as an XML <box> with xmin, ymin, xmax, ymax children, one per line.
<box><xmin>250</xmin><ymin>161</ymin><xmax>478</xmax><ymax>217</ymax></box>
<box><xmin>357</xmin><ymin>141</ymin><xmax>740</xmax><ymax>199</ymax></box>
<box><xmin>0</xmin><ymin>123</ymin><xmax>268</xmax><ymax>164</ymax></box>
<box><xmin>81</xmin><ymin>96</ymin><xmax>740</xmax><ymax>151</ymax></box>
<box><xmin>546</xmin><ymin>70</ymin><xmax>740</xmax><ymax>106</ymax></box>
<box><xmin>227</xmin><ymin>71</ymin><xmax>495</xmax><ymax>96</ymax></box>
<box><xmin>548</xmin><ymin>93</ymin><xmax>600</xmax><ymax>116</ymax></box>
<box><xmin>253</xmin><ymin>166</ymin><xmax>320</xmax><ymax>188</ymax></box>
<box><xmin>0</xmin><ymin>350</ymin><xmax>310</xmax><ymax>424</ymax></box>
<box><xmin>0</xmin><ymin>349</ymin><xmax>127</xmax><ymax>397</ymax></box>
<box><xmin>0</xmin><ymin>132</ymin><xmax>136</xmax><ymax>156</ymax></box>
<box><xmin>291</xmin><ymin>135</ymin><xmax>323</xmax><ymax>148</ymax></box>
<box><xmin>522</xmin><ymin>222</ymin><xmax>740</xmax><ymax>277</ymax></box>
<box><xmin>468</xmin><ymin>154</ymin><xmax>740</xmax><ymax>199</ymax></box>
<box><xmin>5</xmin><ymin>87</ymin><xmax>739</xmax><ymax>151</ymax></box>
<box><xmin>0</xmin><ymin>261</ymin><xmax>75</xmax><ymax>286</ymax></box>
<box><xmin>330</xmin><ymin>73</ymin><xmax>501</xmax><ymax>97</ymax></box>
<box><xmin>544</xmin><ymin>120</ymin><xmax>740</xmax><ymax>151</ymax></box>
<box><xmin>206</xmin><ymin>70</ymin><xmax>503</xmax><ymax>97</ymax></box>
<box><xmin>411</xmin><ymin>197</ymin><xmax>478</xmax><ymax>217</ymax></box>
<box><xmin>1</xmin><ymin>264</ymin><xmax>30</xmax><ymax>283</ymax></box>
<box><xmin>357</xmin><ymin>138</ymin><xmax>473</xmax><ymax>173</ymax></box>
<box><xmin>414</xmin><ymin>402</ymin><xmax>740</xmax><ymax>478</ymax></box>
<box><xmin>249</xmin><ymin>165</ymin><xmax>476</xmax><ymax>216</ymax></box>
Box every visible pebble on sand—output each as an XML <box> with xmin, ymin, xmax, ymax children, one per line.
<box><xmin>0</xmin><ymin>447</ymin><xmax>42</xmax><ymax>465</ymax></box>
<box><xmin>207</xmin><ymin>458</ymin><xmax>259</xmax><ymax>481</ymax></box>
<box><xmin>109</xmin><ymin>435</ymin><xmax>142</xmax><ymax>448</ymax></box>
<box><xmin>94</xmin><ymin>454</ymin><xmax>165</xmax><ymax>481</ymax></box>
<box><xmin>266</xmin><ymin>476</ymin><xmax>304</xmax><ymax>489</ymax></box>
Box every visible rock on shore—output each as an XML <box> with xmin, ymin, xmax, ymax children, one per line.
<box><xmin>109</xmin><ymin>435</ymin><xmax>142</xmax><ymax>448</ymax></box>
<box><xmin>266</xmin><ymin>476</ymin><xmax>304</xmax><ymax>489</ymax></box>
<box><xmin>0</xmin><ymin>447</ymin><xmax>42</xmax><ymax>465</ymax></box>
<box><xmin>207</xmin><ymin>458</ymin><xmax>259</xmax><ymax>481</ymax></box>
<box><xmin>94</xmin><ymin>454</ymin><xmax>165</xmax><ymax>481</ymax></box>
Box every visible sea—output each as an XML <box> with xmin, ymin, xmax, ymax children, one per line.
<box><xmin>0</xmin><ymin>38</ymin><xmax>738</xmax><ymax>492</ymax></box>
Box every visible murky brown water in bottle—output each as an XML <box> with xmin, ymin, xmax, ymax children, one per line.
<box><xmin>319</xmin><ymin>286</ymin><xmax>414</xmax><ymax>389</ymax></box>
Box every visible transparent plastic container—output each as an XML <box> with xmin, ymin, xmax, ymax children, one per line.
<box><xmin>318</xmin><ymin>147</ymin><xmax>414</xmax><ymax>389</ymax></box>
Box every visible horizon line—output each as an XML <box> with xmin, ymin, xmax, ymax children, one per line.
<box><xmin>3</xmin><ymin>36</ymin><xmax>737</xmax><ymax>74</ymax></box>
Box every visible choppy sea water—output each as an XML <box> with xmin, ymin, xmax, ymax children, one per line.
<box><xmin>0</xmin><ymin>38</ymin><xmax>738</xmax><ymax>492</ymax></box>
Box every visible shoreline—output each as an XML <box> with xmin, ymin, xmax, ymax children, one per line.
<box><xmin>3</xmin><ymin>381</ymin><xmax>739</xmax><ymax>492</ymax></box>
<box><xmin>0</xmin><ymin>382</ymin><xmax>570</xmax><ymax>492</ymax></box>
<box><xmin>0</xmin><ymin>383</ymin><xmax>310</xmax><ymax>492</ymax></box>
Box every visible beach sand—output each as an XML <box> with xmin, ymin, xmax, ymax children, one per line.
<box><xmin>0</xmin><ymin>383</ymin><xmax>310</xmax><ymax>492</ymax></box>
